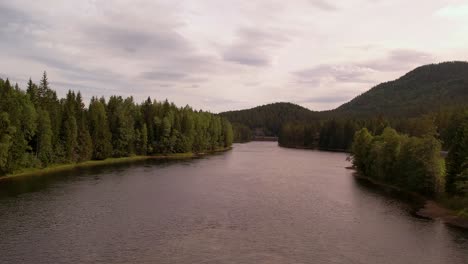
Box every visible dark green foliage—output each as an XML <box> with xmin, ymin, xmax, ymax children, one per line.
<box><xmin>0</xmin><ymin>112</ymin><xmax>15</xmax><ymax>174</ymax></box>
<box><xmin>446</xmin><ymin>113</ymin><xmax>468</xmax><ymax>195</ymax></box>
<box><xmin>352</xmin><ymin>128</ymin><xmax>445</xmax><ymax>197</ymax></box>
<box><xmin>220</xmin><ymin>102</ymin><xmax>320</xmax><ymax>137</ymax></box>
<box><xmin>36</xmin><ymin>109</ymin><xmax>53</xmax><ymax>166</ymax></box>
<box><xmin>278</xmin><ymin>122</ymin><xmax>320</xmax><ymax>148</ymax></box>
<box><xmin>231</xmin><ymin>123</ymin><xmax>253</xmax><ymax>143</ymax></box>
<box><xmin>88</xmin><ymin>98</ymin><xmax>113</xmax><ymax>160</ymax></box>
<box><xmin>0</xmin><ymin>74</ymin><xmax>233</xmax><ymax>176</ymax></box>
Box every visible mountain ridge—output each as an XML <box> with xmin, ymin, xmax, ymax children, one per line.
<box><xmin>220</xmin><ymin>61</ymin><xmax>468</xmax><ymax>136</ymax></box>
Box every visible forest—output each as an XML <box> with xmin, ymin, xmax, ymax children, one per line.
<box><xmin>0</xmin><ymin>72</ymin><xmax>233</xmax><ymax>176</ymax></box>
<box><xmin>350</xmin><ymin>117</ymin><xmax>468</xmax><ymax>212</ymax></box>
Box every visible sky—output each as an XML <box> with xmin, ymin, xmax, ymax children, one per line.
<box><xmin>0</xmin><ymin>0</ymin><xmax>467</xmax><ymax>112</ymax></box>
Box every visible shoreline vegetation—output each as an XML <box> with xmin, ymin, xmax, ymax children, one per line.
<box><xmin>353</xmin><ymin>172</ymin><xmax>468</xmax><ymax>229</ymax></box>
<box><xmin>350</xmin><ymin>126</ymin><xmax>468</xmax><ymax>229</ymax></box>
<box><xmin>0</xmin><ymin>73</ymin><xmax>234</xmax><ymax>178</ymax></box>
<box><xmin>0</xmin><ymin>147</ymin><xmax>232</xmax><ymax>182</ymax></box>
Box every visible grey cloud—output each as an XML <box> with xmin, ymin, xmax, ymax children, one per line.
<box><xmin>26</xmin><ymin>55</ymin><xmax>88</xmax><ymax>74</ymax></box>
<box><xmin>294</xmin><ymin>49</ymin><xmax>434</xmax><ymax>86</ymax></box>
<box><xmin>294</xmin><ymin>64</ymin><xmax>374</xmax><ymax>84</ymax></box>
<box><xmin>0</xmin><ymin>3</ymin><xmax>36</xmax><ymax>26</ymax></box>
<box><xmin>84</xmin><ymin>23</ymin><xmax>219</xmax><ymax>78</ymax></box>
<box><xmin>85</xmin><ymin>24</ymin><xmax>192</xmax><ymax>55</ymax></box>
<box><xmin>140</xmin><ymin>71</ymin><xmax>188</xmax><ymax>81</ymax></box>
<box><xmin>222</xmin><ymin>27</ymin><xmax>290</xmax><ymax>66</ymax></box>
<box><xmin>223</xmin><ymin>48</ymin><xmax>270</xmax><ymax>66</ymax></box>
<box><xmin>308</xmin><ymin>0</ymin><xmax>338</xmax><ymax>11</ymax></box>
<box><xmin>51</xmin><ymin>81</ymin><xmax>110</xmax><ymax>92</ymax></box>
<box><xmin>139</xmin><ymin>72</ymin><xmax>210</xmax><ymax>83</ymax></box>
<box><xmin>359</xmin><ymin>49</ymin><xmax>434</xmax><ymax>71</ymax></box>
<box><xmin>26</xmin><ymin>54</ymin><xmax>121</xmax><ymax>84</ymax></box>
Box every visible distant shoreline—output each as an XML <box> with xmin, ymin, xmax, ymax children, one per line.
<box><xmin>278</xmin><ymin>144</ymin><xmax>351</xmax><ymax>153</ymax></box>
<box><xmin>0</xmin><ymin>147</ymin><xmax>232</xmax><ymax>182</ymax></box>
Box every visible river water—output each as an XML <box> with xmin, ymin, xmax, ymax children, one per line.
<box><xmin>0</xmin><ymin>142</ymin><xmax>467</xmax><ymax>264</ymax></box>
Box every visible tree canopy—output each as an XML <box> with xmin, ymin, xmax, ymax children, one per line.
<box><xmin>0</xmin><ymin>72</ymin><xmax>233</xmax><ymax>175</ymax></box>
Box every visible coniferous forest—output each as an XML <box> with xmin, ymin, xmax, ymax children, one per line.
<box><xmin>0</xmin><ymin>72</ymin><xmax>233</xmax><ymax>176</ymax></box>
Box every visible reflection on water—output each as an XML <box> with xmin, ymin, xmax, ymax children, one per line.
<box><xmin>0</xmin><ymin>142</ymin><xmax>467</xmax><ymax>264</ymax></box>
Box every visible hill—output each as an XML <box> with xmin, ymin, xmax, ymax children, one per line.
<box><xmin>220</xmin><ymin>102</ymin><xmax>318</xmax><ymax>137</ymax></box>
<box><xmin>336</xmin><ymin>61</ymin><xmax>468</xmax><ymax>117</ymax></box>
<box><xmin>221</xmin><ymin>61</ymin><xmax>468</xmax><ymax>140</ymax></box>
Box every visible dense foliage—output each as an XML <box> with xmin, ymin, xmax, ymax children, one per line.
<box><xmin>220</xmin><ymin>102</ymin><xmax>320</xmax><ymax>141</ymax></box>
<box><xmin>351</xmin><ymin>120</ymin><xmax>468</xmax><ymax>212</ymax></box>
<box><xmin>446</xmin><ymin>111</ymin><xmax>468</xmax><ymax>196</ymax></box>
<box><xmin>351</xmin><ymin>127</ymin><xmax>445</xmax><ymax>196</ymax></box>
<box><xmin>0</xmin><ymin>73</ymin><xmax>233</xmax><ymax>176</ymax></box>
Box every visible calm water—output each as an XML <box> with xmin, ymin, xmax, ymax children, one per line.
<box><xmin>0</xmin><ymin>142</ymin><xmax>467</xmax><ymax>264</ymax></box>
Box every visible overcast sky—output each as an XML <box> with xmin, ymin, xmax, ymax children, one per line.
<box><xmin>1</xmin><ymin>0</ymin><xmax>467</xmax><ymax>112</ymax></box>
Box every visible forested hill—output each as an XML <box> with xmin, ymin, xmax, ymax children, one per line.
<box><xmin>220</xmin><ymin>102</ymin><xmax>318</xmax><ymax>137</ymax></box>
<box><xmin>221</xmin><ymin>61</ymin><xmax>468</xmax><ymax>141</ymax></box>
<box><xmin>336</xmin><ymin>61</ymin><xmax>468</xmax><ymax>117</ymax></box>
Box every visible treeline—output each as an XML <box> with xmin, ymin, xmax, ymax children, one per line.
<box><xmin>351</xmin><ymin>127</ymin><xmax>445</xmax><ymax>196</ymax></box>
<box><xmin>224</xmin><ymin>62</ymin><xmax>468</xmax><ymax>144</ymax></box>
<box><xmin>351</xmin><ymin>113</ymin><xmax>468</xmax><ymax>199</ymax></box>
<box><xmin>279</xmin><ymin>117</ymin><xmax>391</xmax><ymax>151</ymax></box>
<box><xmin>0</xmin><ymin>72</ymin><xmax>233</xmax><ymax>176</ymax></box>
<box><xmin>220</xmin><ymin>102</ymin><xmax>320</xmax><ymax>142</ymax></box>
<box><xmin>278</xmin><ymin>107</ymin><xmax>467</xmax><ymax>152</ymax></box>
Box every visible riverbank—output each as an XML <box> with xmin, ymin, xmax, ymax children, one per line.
<box><xmin>0</xmin><ymin>147</ymin><xmax>232</xmax><ymax>182</ymax></box>
<box><xmin>353</xmin><ymin>172</ymin><xmax>468</xmax><ymax>229</ymax></box>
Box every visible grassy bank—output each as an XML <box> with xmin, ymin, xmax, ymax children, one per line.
<box><xmin>0</xmin><ymin>147</ymin><xmax>232</xmax><ymax>182</ymax></box>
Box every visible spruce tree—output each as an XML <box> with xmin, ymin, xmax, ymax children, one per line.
<box><xmin>88</xmin><ymin>98</ymin><xmax>112</xmax><ymax>160</ymax></box>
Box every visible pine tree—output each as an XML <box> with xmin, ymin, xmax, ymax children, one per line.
<box><xmin>0</xmin><ymin>112</ymin><xmax>15</xmax><ymax>174</ymax></box>
<box><xmin>37</xmin><ymin>109</ymin><xmax>53</xmax><ymax>166</ymax></box>
<box><xmin>61</xmin><ymin>91</ymin><xmax>78</xmax><ymax>162</ymax></box>
<box><xmin>88</xmin><ymin>98</ymin><xmax>112</xmax><ymax>160</ymax></box>
<box><xmin>76</xmin><ymin>92</ymin><xmax>93</xmax><ymax>162</ymax></box>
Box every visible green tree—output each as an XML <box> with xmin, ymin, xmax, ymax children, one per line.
<box><xmin>0</xmin><ymin>112</ymin><xmax>15</xmax><ymax>174</ymax></box>
<box><xmin>36</xmin><ymin>109</ymin><xmax>53</xmax><ymax>166</ymax></box>
<box><xmin>446</xmin><ymin>115</ymin><xmax>468</xmax><ymax>194</ymax></box>
<box><xmin>88</xmin><ymin>98</ymin><xmax>112</xmax><ymax>160</ymax></box>
<box><xmin>351</xmin><ymin>128</ymin><xmax>373</xmax><ymax>175</ymax></box>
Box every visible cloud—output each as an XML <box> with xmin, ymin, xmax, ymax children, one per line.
<box><xmin>223</xmin><ymin>49</ymin><xmax>270</xmax><ymax>66</ymax></box>
<box><xmin>140</xmin><ymin>71</ymin><xmax>188</xmax><ymax>81</ymax></box>
<box><xmin>293</xmin><ymin>49</ymin><xmax>435</xmax><ymax>88</ymax></box>
<box><xmin>359</xmin><ymin>49</ymin><xmax>435</xmax><ymax>71</ymax></box>
<box><xmin>308</xmin><ymin>0</ymin><xmax>338</xmax><ymax>11</ymax></box>
<box><xmin>85</xmin><ymin>24</ymin><xmax>193</xmax><ymax>56</ymax></box>
<box><xmin>222</xmin><ymin>27</ymin><xmax>290</xmax><ymax>66</ymax></box>
<box><xmin>293</xmin><ymin>64</ymin><xmax>374</xmax><ymax>85</ymax></box>
<box><xmin>436</xmin><ymin>4</ymin><xmax>468</xmax><ymax>19</ymax></box>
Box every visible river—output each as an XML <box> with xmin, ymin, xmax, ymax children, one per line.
<box><xmin>0</xmin><ymin>142</ymin><xmax>467</xmax><ymax>263</ymax></box>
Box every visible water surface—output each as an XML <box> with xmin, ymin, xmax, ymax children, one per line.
<box><xmin>0</xmin><ymin>142</ymin><xmax>467</xmax><ymax>263</ymax></box>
